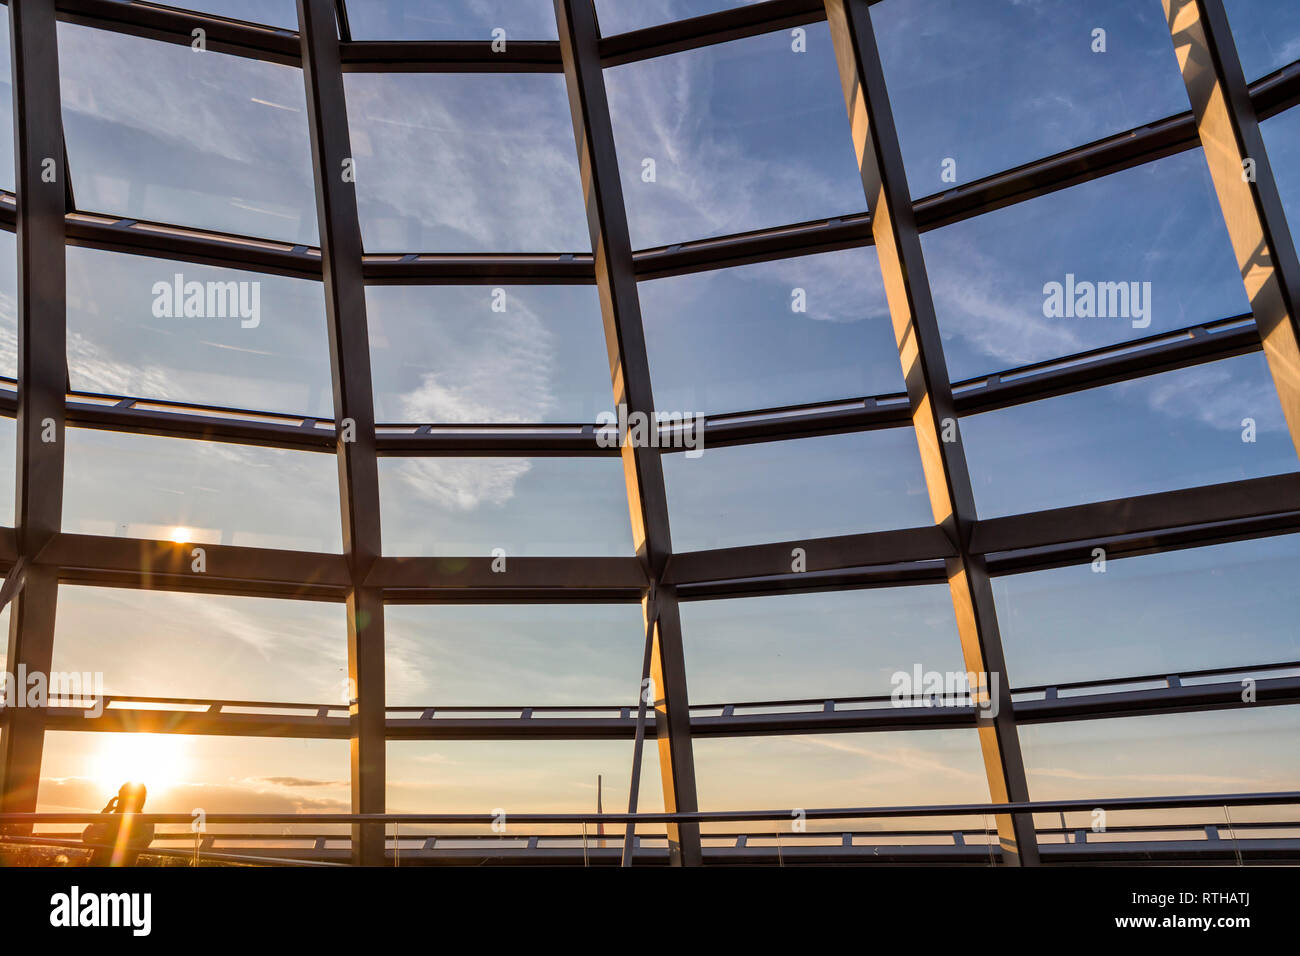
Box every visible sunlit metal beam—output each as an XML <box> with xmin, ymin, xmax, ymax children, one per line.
<box><xmin>297</xmin><ymin>0</ymin><xmax>386</xmax><ymax>866</ymax></box>
<box><xmin>823</xmin><ymin>0</ymin><xmax>1038</xmax><ymax>865</ymax></box>
<box><xmin>1163</xmin><ymin>0</ymin><xmax>1300</xmax><ymax>462</ymax></box>
<box><xmin>555</xmin><ymin>0</ymin><xmax>702</xmax><ymax>865</ymax></box>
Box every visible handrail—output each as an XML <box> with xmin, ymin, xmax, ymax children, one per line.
<box><xmin>22</xmin><ymin>658</ymin><xmax>1299</xmax><ymax>717</ymax></box>
<box><xmin>2</xmin><ymin>789</ymin><xmax>1297</xmax><ymax>826</ymax></box>
<box><xmin>0</xmin><ymin>833</ymin><xmax>345</xmax><ymax>867</ymax></box>
<box><xmin>26</xmin><ymin>819</ymin><xmax>1300</xmax><ymax>841</ymax></box>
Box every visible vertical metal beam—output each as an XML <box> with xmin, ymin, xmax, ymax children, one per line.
<box><xmin>296</xmin><ymin>0</ymin><xmax>386</xmax><ymax>866</ymax></box>
<box><xmin>1163</xmin><ymin>0</ymin><xmax>1300</xmax><ymax>458</ymax></box>
<box><xmin>554</xmin><ymin>0</ymin><xmax>702</xmax><ymax>865</ymax></box>
<box><xmin>0</xmin><ymin>0</ymin><xmax>67</xmax><ymax>828</ymax></box>
<box><xmin>823</xmin><ymin>0</ymin><xmax>1038</xmax><ymax>865</ymax></box>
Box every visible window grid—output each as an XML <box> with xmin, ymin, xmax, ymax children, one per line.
<box><xmin>0</xmin><ymin>0</ymin><xmax>1294</xmax><ymax>866</ymax></box>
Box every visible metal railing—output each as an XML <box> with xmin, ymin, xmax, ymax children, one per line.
<box><xmin>2</xmin><ymin>790</ymin><xmax>1297</xmax><ymax>865</ymax></box>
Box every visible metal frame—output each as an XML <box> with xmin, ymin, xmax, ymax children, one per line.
<box><xmin>822</xmin><ymin>0</ymin><xmax>1035</xmax><ymax>865</ymax></box>
<box><xmin>1163</xmin><ymin>0</ymin><xmax>1300</xmax><ymax>456</ymax></box>
<box><xmin>296</xmin><ymin>0</ymin><xmax>385</xmax><ymax>866</ymax></box>
<box><xmin>0</xmin><ymin>0</ymin><xmax>1295</xmax><ymax>865</ymax></box>
<box><xmin>10</xmin><ymin>658</ymin><xmax>1300</xmax><ymax>740</ymax></box>
<box><xmin>554</xmin><ymin>0</ymin><xmax>701</xmax><ymax>866</ymax></box>
<box><xmin>0</xmin><ymin>0</ymin><xmax>66</xmax><ymax>831</ymax></box>
<box><xmin>6</xmin><ymin>789</ymin><xmax>1300</xmax><ymax>865</ymax></box>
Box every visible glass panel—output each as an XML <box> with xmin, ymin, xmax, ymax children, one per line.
<box><xmin>39</xmin><ymin>732</ymin><xmax>349</xmax><ymax>816</ymax></box>
<box><xmin>1223</xmin><ymin>0</ymin><xmax>1300</xmax><ymax>80</ymax></box>
<box><xmin>874</xmin><ymin>0</ymin><xmax>1191</xmax><ymax>196</ymax></box>
<box><xmin>52</xmin><ymin>586</ymin><xmax>348</xmax><ymax>702</ymax></box>
<box><xmin>344</xmin><ymin>72</ymin><xmax>589</xmax><ymax>252</ymax></box>
<box><xmin>346</xmin><ymin>0</ymin><xmax>558</xmax><ymax>39</ymax></box>
<box><xmin>387</xmin><ymin>740</ymin><xmax>664</xmax><ymax>816</ymax></box>
<box><xmin>594</xmin><ymin>0</ymin><xmax>763</xmax><ymax>36</ymax></box>
<box><xmin>0</xmin><ymin>227</ymin><xmax>16</xmax><ymax>380</ymax></box>
<box><xmin>605</xmin><ymin>23</ymin><xmax>864</xmax><ymax>249</ymax></box>
<box><xmin>961</xmin><ymin>353</ymin><xmax>1299</xmax><ymax>518</ymax></box>
<box><xmin>923</xmin><ymin>150</ymin><xmax>1249</xmax><ymax>383</ymax></box>
<box><xmin>378</xmin><ymin>456</ymin><xmax>631</xmax><ymax>555</ymax></box>
<box><xmin>0</xmin><ymin>14</ymin><xmax>14</xmax><ymax>192</ymax></box>
<box><xmin>692</xmin><ymin>730</ymin><xmax>990</xmax><ymax>813</ymax></box>
<box><xmin>386</xmin><ymin>603</ymin><xmax>643</xmax><ymax>706</ymax></box>
<box><xmin>681</xmin><ymin>586</ymin><xmax>964</xmax><ymax>702</ymax></box>
<box><xmin>58</xmin><ymin>23</ymin><xmax>318</xmax><ymax>244</ymax></box>
<box><xmin>67</xmin><ymin>247</ymin><xmax>332</xmax><ymax>417</ymax></box>
<box><xmin>63</xmin><ymin>428</ymin><xmax>343</xmax><ymax>552</ymax></box>
<box><xmin>662</xmin><ymin>429</ymin><xmax>931</xmax><ymax>551</ymax></box>
<box><xmin>994</xmin><ymin>535</ymin><xmax>1300</xmax><ymax>687</ymax></box>
<box><xmin>640</xmin><ymin>248</ymin><xmax>903</xmax><ymax>415</ymax></box>
<box><xmin>1021</xmin><ymin>706</ymin><xmax>1300</xmax><ymax>801</ymax></box>
<box><xmin>367</xmin><ymin>285</ymin><xmax>609</xmax><ymax>423</ymax></box>
<box><xmin>1261</xmin><ymin>105</ymin><xmax>1300</xmax><ymax>246</ymax></box>
<box><xmin>0</xmin><ymin>415</ymin><xmax>14</xmax><ymax>528</ymax></box>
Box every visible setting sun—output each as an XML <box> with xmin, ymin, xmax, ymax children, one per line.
<box><xmin>91</xmin><ymin>734</ymin><xmax>188</xmax><ymax>799</ymax></box>
<box><xmin>169</xmin><ymin>527</ymin><xmax>190</xmax><ymax>544</ymax></box>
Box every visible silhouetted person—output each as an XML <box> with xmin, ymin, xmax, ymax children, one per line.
<box><xmin>82</xmin><ymin>782</ymin><xmax>155</xmax><ymax>866</ymax></box>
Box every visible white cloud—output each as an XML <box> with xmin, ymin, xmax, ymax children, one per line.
<box><xmin>397</xmin><ymin>457</ymin><xmax>533</xmax><ymax>512</ymax></box>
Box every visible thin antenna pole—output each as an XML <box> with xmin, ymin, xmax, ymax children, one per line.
<box><xmin>597</xmin><ymin>774</ymin><xmax>605</xmax><ymax>849</ymax></box>
<box><xmin>621</xmin><ymin>588</ymin><xmax>658</xmax><ymax>867</ymax></box>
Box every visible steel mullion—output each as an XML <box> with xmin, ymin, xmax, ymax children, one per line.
<box><xmin>0</xmin><ymin>0</ymin><xmax>66</xmax><ymax>830</ymax></box>
<box><xmin>296</xmin><ymin>0</ymin><xmax>385</xmax><ymax>867</ymax></box>
<box><xmin>554</xmin><ymin>0</ymin><xmax>701</xmax><ymax>866</ymax></box>
<box><xmin>1162</xmin><ymin>0</ymin><xmax>1300</xmax><ymax>463</ymax></box>
<box><xmin>823</xmin><ymin>0</ymin><xmax>1038</xmax><ymax>865</ymax></box>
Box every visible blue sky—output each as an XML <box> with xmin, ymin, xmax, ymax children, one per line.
<box><xmin>0</xmin><ymin>1</ymin><xmax>1296</xmax><ymax>826</ymax></box>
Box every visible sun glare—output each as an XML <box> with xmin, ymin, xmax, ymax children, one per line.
<box><xmin>91</xmin><ymin>734</ymin><xmax>189</xmax><ymax>800</ymax></box>
<box><xmin>169</xmin><ymin>526</ymin><xmax>190</xmax><ymax>544</ymax></box>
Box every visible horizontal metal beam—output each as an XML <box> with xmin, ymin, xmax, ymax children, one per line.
<box><xmin>632</xmin><ymin>212</ymin><xmax>873</xmax><ymax>280</ymax></box>
<box><xmin>8</xmin><ymin>830</ymin><xmax>1297</xmax><ymax>865</ymax></box>
<box><xmin>0</xmin><ymin>310</ymin><xmax>1265</xmax><ymax>466</ymax></box>
<box><xmin>56</xmin><ymin>0</ymin><xmax>301</xmax><ymax>64</ymax></box>
<box><xmin>33</xmin><ymin>817</ymin><xmax>1299</xmax><ymax>844</ymax></box>
<box><xmin>374</xmin><ymin>423</ymin><xmax>612</xmax><ymax>456</ymax></box>
<box><xmin>3</xmin><ymin>61</ymin><xmax>1294</xmax><ymax>287</ymax></box>
<box><xmin>338</xmin><ymin>40</ymin><xmax>563</xmax><ymax>72</ymax></box>
<box><xmin>951</xmin><ymin>313</ymin><xmax>1259</xmax><ymax>416</ymax></box>
<box><xmin>61</xmin><ymin>210</ymin><xmax>326</xmax><ymax>281</ymax></box>
<box><xmin>63</xmin><ymin>393</ymin><xmax>339</xmax><ymax>452</ymax></box>
<box><xmin>362</xmin><ymin>252</ymin><xmax>594</xmax><ymax>285</ymax></box>
<box><xmin>6</xmin><ymin>788</ymin><xmax>1297</xmax><ymax>824</ymax></box>
<box><xmin>971</xmin><ymin>473</ymin><xmax>1300</xmax><ymax>555</ymax></box>
<box><xmin>16</xmin><ymin>664</ymin><xmax>1295</xmax><ymax>740</ymax></box>
<box><xmin>0</xmin><ymin>532</ymin><xmax>650</xmax><ymax>602</ymax></box>
<box><xmin>2</xmin><ymin>472</ymin><xmax>1295</xmax><ymax>603</ymax></box>
<box><xmin>597</xmin><ymin>0</ymin><xmax>826</xmax><ymax>67</ymax></box>
<box><xmin>369</xmin><ymin>555</ymin><xmax>647</xmax><ymax>594</ymax></box>
<box><xmin>214</xmin><ymin>838</ymin><xmax>1300</xmax><ymax>866</ymax></box>
<box><xmin>36</xmin><ymin>531</ymin><xmax>351</xmax><ymax>599</ymax></box>
<box><xmin>51</xmin><ymin>0</ymin><xmax>833</xmax><ymax>71</ymax></box>
<box><xmin>984</xmin><ymin>509</ymin><xmax>1300</xmax><ymax>578</ymax></box>
<box><xmin>664</xmin><ymin>526</ymin><xmax>954</xmax><ymax>585</ymax></box>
